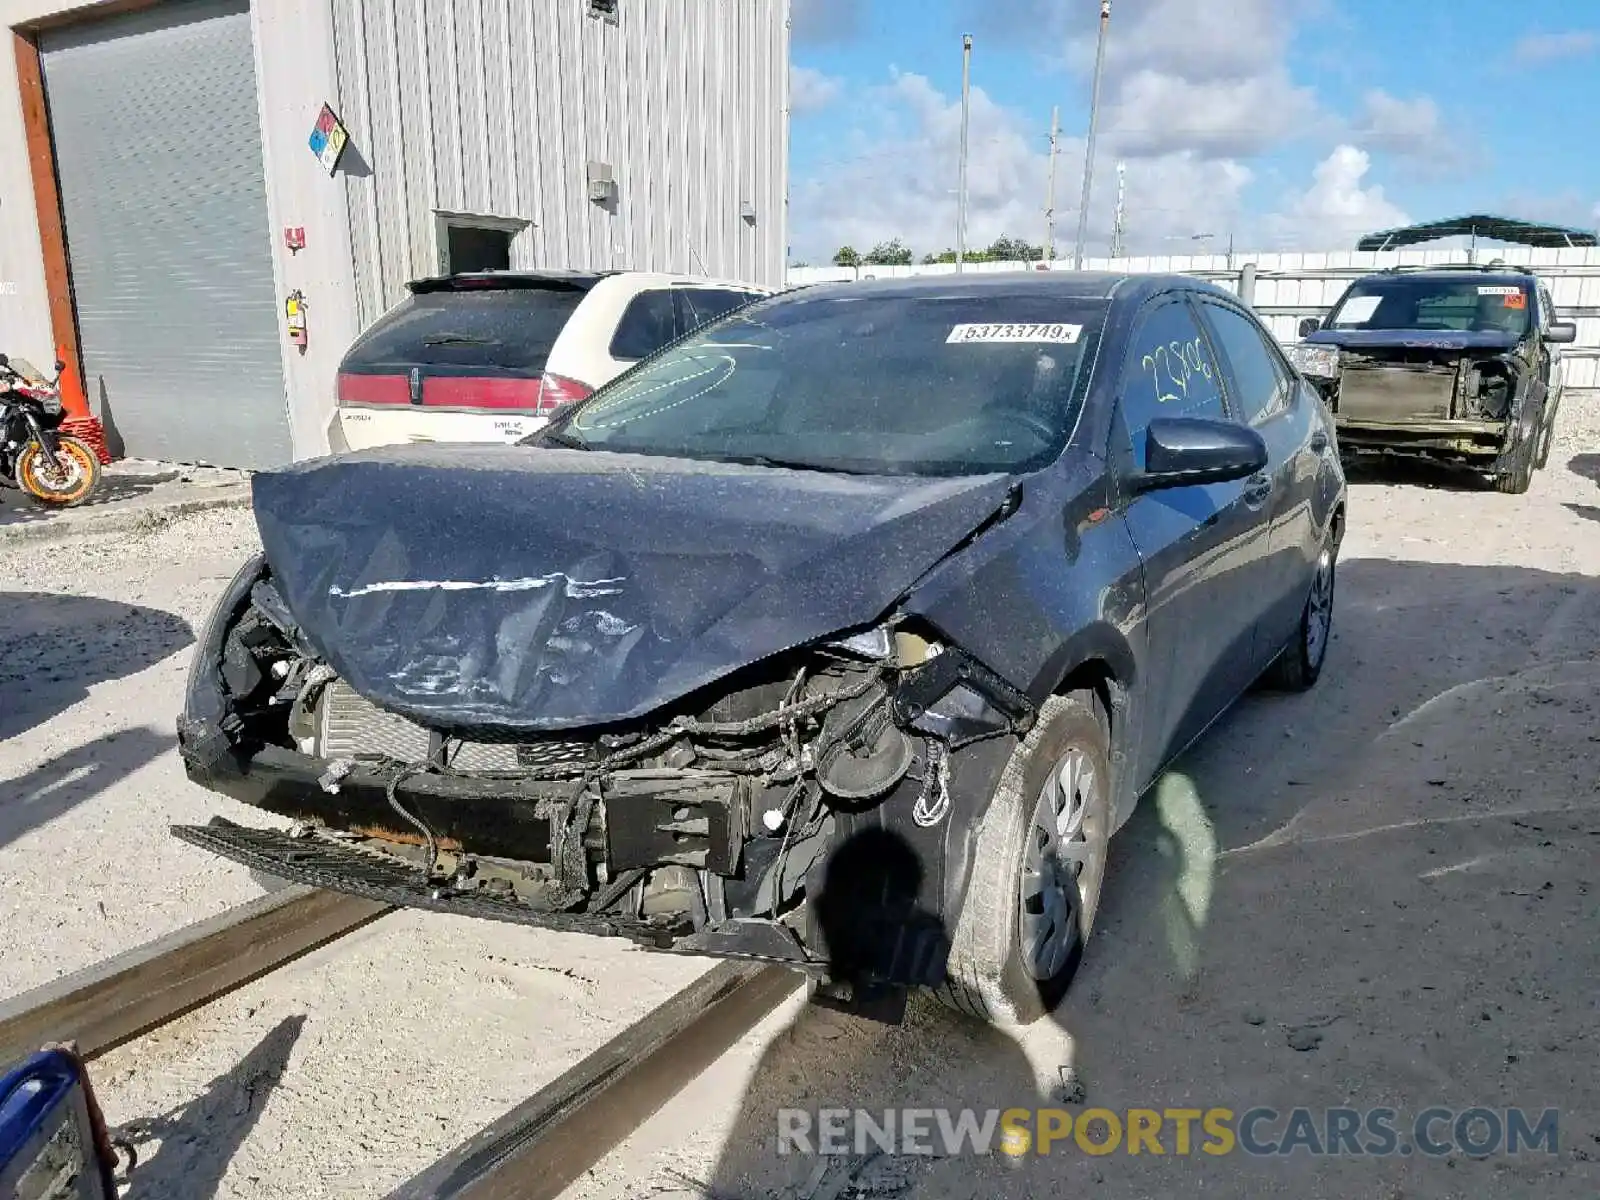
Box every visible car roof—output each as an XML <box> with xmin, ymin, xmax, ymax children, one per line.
<box><xmin>775</xmin><ymin>270</ymin><xmax>1233</xmax><ymax>305</ymax></box>
<box><xmin>405</xmin><ymin>268</ymin><xmax>770</xmax><ymax>295</ymax></box>
<box><xmin>1350</xmin><ymin>265</ymin><xmax>1535</xmax><ymax>286</ymax></box>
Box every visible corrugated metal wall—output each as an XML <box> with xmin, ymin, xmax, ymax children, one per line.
<box><xmin>789</xmin><ymin>246</ymin><xmax>1600</xmax><ymax>391</ymax></box>
<box><xmin>331</xmin><ymin>0</ymin><xmax>788</xmax><ymax>330</ymax></box>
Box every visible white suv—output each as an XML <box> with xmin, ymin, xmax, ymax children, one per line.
<box><xmin>332</xmin><ymin>269</ymin><xmax>770</xmax><ymax>450</ymax></box>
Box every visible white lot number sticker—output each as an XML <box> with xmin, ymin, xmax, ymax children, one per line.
<box><xmin>947</xmin><ymin>322</ymin><xmax>1082</xmax><ymax>345</ymax></box>
<box><xmin>1477</xmin><ymin>286</ymin><xmax>1521</xmax><ymax>296</ymax></box>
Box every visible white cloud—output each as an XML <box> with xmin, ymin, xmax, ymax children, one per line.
<box><xmin>1259</xmin><ymin>145</ymin><xmax>1409</xmax><ymax>248</ymax></box>
<box><xmin>1511</xmin><ymin>30</ymin><xmax>1599</xmax><ymax>64</ymax></box>
<box><xmin>788</xmin><ymin>72</ymin><xmax>1254</xmax><ymax>262</ymax></box>
<box><xmin>1349</xmin><ymin>89</ymin><xmax>1474</xmax><ymax>177</ymax></box>
<box><xmin>790</xmin><ymin>66</ymin><xmax>843</xmax><ymax>114</ymax></box>
<box><xmin>1067</xmin><ymin>0</ymin><xmax>1322</xmax><ymax>160</ymax></box>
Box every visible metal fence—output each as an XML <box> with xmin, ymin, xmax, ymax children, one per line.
<box><xmin>787</xmin><ymin>245</ymin><xmax>1600</xmax><ymax>390</ymax></box>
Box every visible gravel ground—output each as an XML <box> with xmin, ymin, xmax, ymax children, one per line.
<box><xmin>2</xmin><ymin>403</ymin><xmax>1598</xmax><ymax>1197</ymax></box>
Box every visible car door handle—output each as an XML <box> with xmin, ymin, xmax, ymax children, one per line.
<box><xmin>1243</xmin><ymin>473</ymin><xmax>1273</xmax><ymax>507</ymax></box>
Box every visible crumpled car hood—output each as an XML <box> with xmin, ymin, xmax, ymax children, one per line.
<box><xmin>250</xmin><ymin>444</ymin><xmax>1014</xmax><ymax>733</ymax></box>
<box><xmin>1305</xmin><ymin>328</ymin><xmax>1521</xmax><ymax>352</ymax></box>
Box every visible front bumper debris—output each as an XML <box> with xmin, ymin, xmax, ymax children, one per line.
<box><xmin>172</xmin><ymin>817</ymin><xmax>683</xmax><ymax>946</ymax></box>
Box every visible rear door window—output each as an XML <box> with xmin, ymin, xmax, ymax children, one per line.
<box><xmin>1197</xmin><ymin>300</ymin><xmax>1293</xmax><ymax>425</ymax></box>
<box><xmin>609</xmin><ymin>289</ymin><xmax>680</xmax><ymax>361</ymax></box>
<box><xmin>678</xmin><ymin>288</ymin><xmax>759</xmax><ymax>334</ymax></box>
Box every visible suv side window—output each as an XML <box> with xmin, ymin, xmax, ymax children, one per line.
<box><xmin>1198</xmin><ymin>300</ymin><xmax>1293</xmax><ymax>425</ymax></box>
<box><xmin>1119</xmin><ymin>296</ymin><xmax>1227</xmax><ymax>468</ymax></box>
<box><xmin>679</xmin><ymin>288</ymin><xmax>759</xmax><ymax>334</ymax></box>
<box><xmin>609</xmin><ymin>289</ymin><xmax>680</xmax><ymax>361</ymax></box>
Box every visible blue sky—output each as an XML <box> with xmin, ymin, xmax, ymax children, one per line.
<box><xmin>785</xmin><ymin>0</ymin><xmax>1600</xmax><ymax>263</ymax></box>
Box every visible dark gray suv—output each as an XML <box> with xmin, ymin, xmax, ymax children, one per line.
<box><xmin>1289</xmin><ymin>263</ymin><xmax>1577</xmax><ymax>493</ymax></box>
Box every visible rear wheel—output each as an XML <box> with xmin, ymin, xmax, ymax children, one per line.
<box><xmin>1264</xmin><ymin>541</ymin><xmax>1335</xmax><ymax>692</ymax></box>
<box><xmin>934</xmin><ymin>691</ymin><xmax>1112</xmax><ymax>1026</ymax></box>
<box><xmin>1534</xmin><ymin>400</ymin><xmax>1559</xmax><ymax>469</ymax></box>
<box><xmin>17</xmin><ymin>436</ymin><xmax>100</xmax><ymax>506</ymax></box>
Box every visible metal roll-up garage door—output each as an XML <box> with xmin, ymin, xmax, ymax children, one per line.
<box><xmin>40</xmin><ymin>0</ymin><xmax>290</xmax><ymax>468</ymax></box>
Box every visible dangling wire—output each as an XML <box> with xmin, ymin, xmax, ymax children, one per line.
<box><xmin>384</xmin><ymin>762</ymin><xmax>440</xmax><ymax>880</ymax></box>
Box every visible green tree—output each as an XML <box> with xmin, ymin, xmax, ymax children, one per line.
<box><xmin>832</xmin><ymin>245</ymin><xmax>862</xmax><ymax>268</ymax></box>
<box><xmin>985</xmin><ymin>235</ymin><xmax>1045</xmax><ymax>263</ymax></box>
<box><xmin>863</xmin><ymin>238</ymin><xmax>914</xmax><ymax>266</ymax></box>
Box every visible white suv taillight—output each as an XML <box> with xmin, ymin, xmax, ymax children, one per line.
<box><xmin>537</xmin><ymin>373</ymin><xmax>593</xmax><ymax>413</ymax></box>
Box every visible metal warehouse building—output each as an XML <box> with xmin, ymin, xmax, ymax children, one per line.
<box><xmin>0</xmin><ymin>0</ymin><xmax>789</xmax><ymax>468</ymax></box>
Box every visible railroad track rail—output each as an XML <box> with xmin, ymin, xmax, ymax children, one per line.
<box><xmin>0</xmin><ymin>885</ymin><xmax>803</xmax><ymax>1198</ymax></box>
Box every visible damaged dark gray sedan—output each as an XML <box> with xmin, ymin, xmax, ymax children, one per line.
<box><xmin>174</xmin><ymin>272</ymin><xmax>1346</xmax><ymax>1025</ymax></box>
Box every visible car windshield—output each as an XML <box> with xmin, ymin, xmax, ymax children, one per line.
<box><xmin>537</xmin><ymin>289</ymin><xmax>1109</xmax><ymax>476</ymax></box>
<box><xmin>1325</xmin><ymin>276</ymin><xmax>1531</xmax><ymax>335</ymax></box>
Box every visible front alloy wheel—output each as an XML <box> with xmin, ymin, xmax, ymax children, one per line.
<box><xmin>935</xmin><ymin>691</ymin><xmax>1112</xmax><ymax>1026</ymax></box>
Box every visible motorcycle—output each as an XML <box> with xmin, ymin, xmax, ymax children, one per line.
<box><xmin>0</xmin><ymin>353</ymin><xmax>102</xmax><ymax>507</ymax></box>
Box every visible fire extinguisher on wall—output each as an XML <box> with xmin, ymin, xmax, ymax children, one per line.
<box><xmin>285</xmin><ymin>290</ymin><xmax>308</xmax><ymax>352</ymax></box>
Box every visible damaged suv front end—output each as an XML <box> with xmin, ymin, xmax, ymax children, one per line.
<box><xmin>1288</xmin><ymin>266</ymin><xmax>1574</xmax><ymax>491</ymax></box>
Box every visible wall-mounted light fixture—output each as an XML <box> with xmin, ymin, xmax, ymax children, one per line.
<box><xmin>588</xmin><ymin>0</ymin><xmax>619</xmax><ymax>24</ymax></box>
<box><xmin>587</xmin><ymin>161</ymin><xmax>618</xmax><ymax>205</ymax></box>
<box><xmin>740</xmin><ymin>200</ymin><xmax>757</xmax><ymax>225</ymax></box>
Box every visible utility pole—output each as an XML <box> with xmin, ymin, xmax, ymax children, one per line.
<box><xmin>1043</xmin><ymin>106</ymin><xmax>1060</xmax><ymax>264</ymax></box>
<box><xmin>1109</xmin><ymin>160</ymin><xmax>1127</xmax><ymax>258</ymax></box>
<box><xmin>1072</xmin><ymin>0</ymin><xmax>1110</xmax><ymax>270</ymax></box>
<box><xmin>956</xmin><ymin>34</ymin><xmax>973</xmax><ymax>272</ymax></box>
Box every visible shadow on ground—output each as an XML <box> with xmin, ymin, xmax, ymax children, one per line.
<box><xmin>1565</xmin><ymin>453</ymin><xmax>1600</xmax><ymax>487</ymax></box>
<box><xmin>116</xmin><ymin>1015</ymin><xmax>306</xmax><ymax>1199</ymax></box>
<box><xmin>0</xmin><ymin>593</ymin><xmax>192</xmax><ymax>740</ymax></box>
<box><xmin>1342</xmin><ymin>454</ymin><xmax>1492</xmax><ymax>492</ymax></box>
<box><xmin>0</xmin><ymin>478</ymin><xmax>161</xmax><ymax>530</ymax></box>
<box><xmin>0</xmin><ymin>727</ymin><xmax>174</xmax><ymax>853</ymax></box>
<box><xmin>697</xmin><ymin>558</ymin><xmax>1600</xmax><ymax>1199</ymax></box>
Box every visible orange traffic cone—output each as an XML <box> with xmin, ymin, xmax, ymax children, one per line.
<box><xmin>54</xmin><ymin>343</ymin><xmax>112</xmax><ymax>465</ymax></box>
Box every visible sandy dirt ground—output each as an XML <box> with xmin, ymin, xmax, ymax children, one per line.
<box><xmin>1</xmin><ymin>408</ymin><xmax>1598</xmax><ymax>1197</ymax></box>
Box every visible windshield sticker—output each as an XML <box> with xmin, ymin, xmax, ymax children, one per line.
<box><xmin>1477</xmin><ymin>286</ymin><xmax>1521</xmax><ymax>296</ymax></box>
<box><xmin>1335</xmin><ymin>295</ymin><xmax>1381</xmax><ymax>324</ymax></box>
<box><xmin>1501</xmin><ymin>292</ymin><xmax>1527</xmax><ymax>309</ymax></box>
<box><xmin>946</xmin><ymin>323</ymin><xmax>1082</xmax><ymax>344</ymax></box>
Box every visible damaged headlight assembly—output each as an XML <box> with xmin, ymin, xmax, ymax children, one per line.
<box><xmin>825</xmin><ymin>621</ymin><xmax>1033</xmax><ymax>750</ymax></box>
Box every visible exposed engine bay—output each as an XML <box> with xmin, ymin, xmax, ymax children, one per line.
<box><xmin>176</xmin><ymin>559</ymin><xmax>1034</xmax><ymax>986</ymax></box>
<box><xmin>1304</xmin><ymin>342</ymin><xmax>1527</xmax><ymax>463</ymax></box>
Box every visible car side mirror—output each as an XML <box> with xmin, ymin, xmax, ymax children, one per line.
<box><xmin>0</xmin><ymin>1048</ymin><xmax>119</xmax><ymax>1197</ymax></box>
<box><xmin>1544</xmin><ymin>322</ymin><xmax>1577</xmax><ymax>345</ymax></box>
<box><xmin>1297</xmin><ymin>317</ymin><xmax>1321</xmax><ymax>338</ymax></box>
<box><xmin>1130</xmin><ymin>417</ymin><xmax>1269</xmax><ymax>493</ymax></box>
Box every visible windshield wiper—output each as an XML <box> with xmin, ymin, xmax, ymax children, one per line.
<box><xmin>534</xmin><ymin>427</ymin><xmax>592</xmax><ymax>451</ymax></box>
<box><xmin>708</xmin><ymin>453</ymin><xmax>871</xmax><ymax>475</ymax></box>
<box><xmin>421</xmin><ymin>333</ymin><xmax>498</xmax><ymax>346</ymax></box>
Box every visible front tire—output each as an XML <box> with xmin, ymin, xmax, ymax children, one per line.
<box><xmin>934</xmin><ymin>691</ymin><xmax>1112</xmax><ymax>1026</ymax></box>
<box><xmin>17</xmin><ymin>436</ymin><xmax>101</xmax><ymax>506</ymax></box>
<box><xmin>1493</xmin><ymin>434</ymin><xmax>1535</xmax><ymax>495</ymax></box>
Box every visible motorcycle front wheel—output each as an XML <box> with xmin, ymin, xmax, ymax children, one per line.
<box><xmin>17</xmin><ymin>435</ymin><xmax>101</xmax><ymax>507</ymax></box>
